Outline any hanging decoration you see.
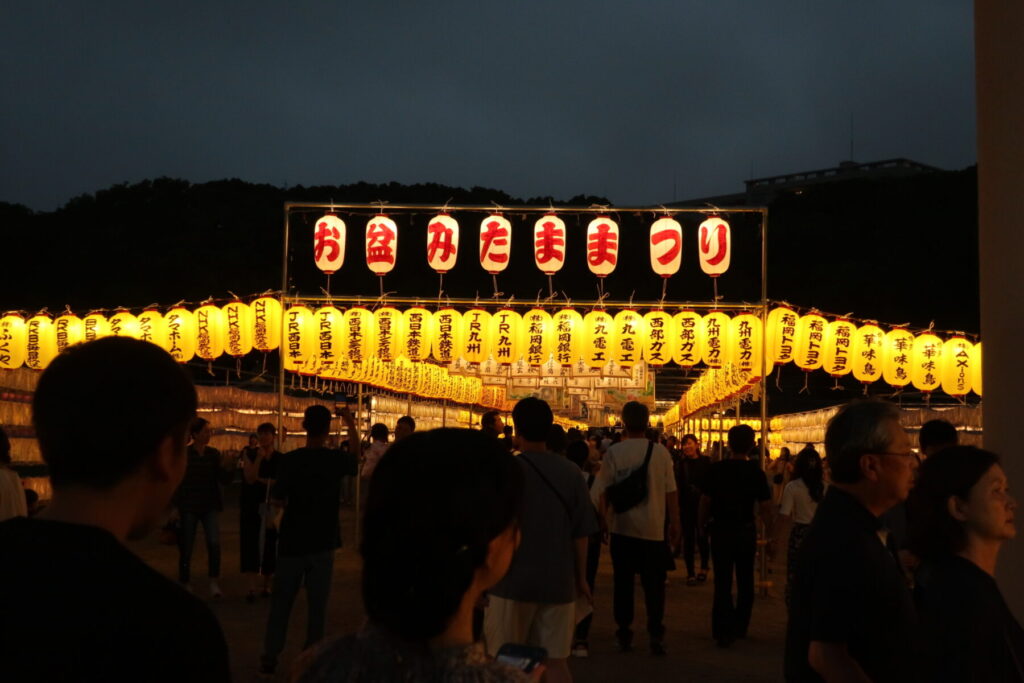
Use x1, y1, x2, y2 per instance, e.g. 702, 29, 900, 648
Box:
372, 307, 403, 362
586, 216, 619, 278
910, 332, 943, 393
164, 307, 197, 364
283, 305, 314, 372
729, 313, 763, 376
109, 309, 140, 339
432, 308, 463, 363
971, 342, 983, 397
489, 309, 522, 364
521, 309, 553, 366
533, 214, 566, 275
313, 215, 346, 275
480, 214, 512, 274
55, 311, 85, 353
851, 324, 884, 384
940, 337, 973, 397
821, 319, 857, 377
672, 311, 704, 367
700, 311, 731, 369
461, 308, 492, 364
649, 217, 683, 278
698, 216, 731, 277
793, 313, 827, 372
195, 303, 226, 362
83, 312, 111, 343
612, 309, 643, 367
342, 306, 375, 365
552, 308, 583, 366
0, 313, 27, 370
582, 310, 614, 368
642, 310, 672, 366
402, 307, 434, 361
882, 328, 915, 388
251, 296, 283, 353
314, 306, 343, 374
365, 215, 398, 276
25, 313, 57, 371
222, 300, 253, 358
426, 214, 459, 274
766, 306, 799, 366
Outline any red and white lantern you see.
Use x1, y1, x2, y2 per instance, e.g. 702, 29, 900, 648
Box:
365, 215, 398, 275
533, 214, 566, 275
480, 214, 511, 274
313, 215, 346, 275
649, 216, 682, 278
426, 214, 459, 274
586, 216, 619, 277
698, 215, 731, 277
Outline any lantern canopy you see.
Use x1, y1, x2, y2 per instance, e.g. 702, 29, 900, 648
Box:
882, 328, 915, 387
54, 312, 85, 353
461, 308, 492, 364
534, 214, 567, 275
766, 306, 799, 366
0, 314, 26, 370
642, 311, 673, 366
649, 217, 683, 278
851, 324, 884, 384
26, 314, 57, 370
365, 215, 398, 275
164, 307, 197, 363
940, 337, 973, 397
910, 333, 943, 393
222, 301, 253, 358
672, 311, 704, 367
821, 319, 857, 377
251, 297, 283, 352
313, 215, 346, 275
402, 307, 434, 361
194, 304, 226, 361
698, 216, 731, 277
793, 313, 827, 372
521, 309, 554, 366
480, 214, 512, 274
586, 216, 619, 277
427, 214, 459, 274
552, 308, 583, 365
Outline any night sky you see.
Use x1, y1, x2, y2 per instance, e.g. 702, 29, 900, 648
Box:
2, 1, 975, 211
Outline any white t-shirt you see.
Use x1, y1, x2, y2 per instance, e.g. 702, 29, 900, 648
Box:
779, 478, 820, 525
361, 440, 388, 479
595, 439, 676, 541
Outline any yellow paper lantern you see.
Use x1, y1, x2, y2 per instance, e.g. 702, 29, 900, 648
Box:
137, 309, 167, 351
164, 307, 197, 363
766, 306, 799, 366
613, 310, 643, 367
342, 307, 375, 364
314, 306, 343, 373
882, 328, 914, 388
489, 309, 522, 364
251, 296, 283, 352
109, 309, 141, 339
221, 301, 253, 358
851, 324, 884, 384
521, 309, 553, 366
431, 308, 463, 363
461, 308, 492, 363
83, 312, 111, 343
971, 342, 983, 396
283, 305, 314, 372
371, 307, 402, 362
793, 313, 827, 372
642, 311, 673, 366
672, 311, 704, 367
821, 319, 857, 377
910, 333, 943, 393
552, 308, 583, 365
728, 313, 764, 376
0, 314, 27, 370
402, 307, 434, 362
54, 312, 85, 353
195, 304, 226, 361
940, 337, 973, 397
25, 314, 57, 370
700, 311, 731, 369
582, 310, 614, 368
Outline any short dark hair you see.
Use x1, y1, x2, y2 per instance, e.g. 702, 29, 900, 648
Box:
621, 401, 649, 433
919, 419, 958, 453
566, 440, 589, 471
361, 429, 523, 641
907, 446, 1000, 560
727, 424, 756, 455
370, 423, 389, 442
189, 417, 209, 439
256, 422, 276, 435
546, 424, 568, 454
825, 399, 902, 484
33, 338, 196, 490
0, 425, 10, 465
396, 415, 416, 431
481, 410, 501, 430
512, 397, 553, 442
303, 405, 332, 437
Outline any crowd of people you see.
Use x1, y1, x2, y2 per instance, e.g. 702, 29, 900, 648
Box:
0, 336, 1022, 682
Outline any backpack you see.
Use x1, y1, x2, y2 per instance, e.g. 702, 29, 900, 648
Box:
605, 440, 654, 514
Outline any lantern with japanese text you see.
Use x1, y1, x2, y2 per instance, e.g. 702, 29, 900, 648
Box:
821, 319, 857, 377
672, 311, 705, 367
851, 324, 884, 384
971, 343, 983, 396
940, 337, 973, 397
366, 215, 398, 275
728, 313, 763, 376
522, 309, 553, 366
427, 214, 459, 274
282, 305, 314, 372
342, 307, 375, 364
586, 216, 619, 277
402, 307, 434, 361
766, 306, 799, 366
194, 304, 226, 361
910, 333, 943, 393
489, 309, 522, 364
83, 312, 111, 343
480, 214, 512, 274
432, 308, 463, 363
251, 296, 283, 352
461, 308, 492, 364
314, 215, 346, 275
613, 310, 643, 367
582, 310, 614, 368
793, 313, 827, 372
313, 306, 343, 373
25, 313, 57, 370
0, 314, 26, 370
164, 307, 197, 363
109, 310, 140, 339
552, 308, 583, 365
372, 307, 403, 362
649, 217, 683, 278
222, 300, 253, 358
534, 214, 566, 275
700, 312, 731, 369
698, 216, 731, 277
882, 328, 915, 388
642, 311, 673, 366
54, 312, 85, 353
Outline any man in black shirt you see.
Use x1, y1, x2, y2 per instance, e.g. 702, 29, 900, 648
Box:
785, 399, 920, 682
699, 424, 773, 647
0, 337, 231, 682
260, 403, 358, 675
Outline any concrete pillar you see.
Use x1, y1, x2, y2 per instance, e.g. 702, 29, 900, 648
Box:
977, 0, 1024, 619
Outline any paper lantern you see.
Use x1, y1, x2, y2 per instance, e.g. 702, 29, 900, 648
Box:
521, 309, 553, 366
313, 306, 343, 373
489, 309, 522, 364
194, 304, 226, 361
642, 311, 673, 366
480, 214, 512, 274
460, 308, 492, 363
700, 312, 731, 369
83, 312, 111, 343
971, 342, 983, 396
372, 307, 403, 362
432, 308, 464, 363
649, 217, 683, 278
283, 305, 314, 372
940, 337, 973, 397
729, 313, 764, 376
54, 312, 85, 353
672, 311, 704, 367
251, 297, 283, 352
427, 214, 459, 274
164, 307, 197, 363
314, 214, 346, 275
586, 216, 619, 277
534, 214, 566, 275
552, 308, 583, 365
0, 314, 26, 370
402, 307, 434, 361
851, 324, 884, 384
342, 307, 375, 364
882, 328, 915, 388
366, 215, 398, 275
25, 314, 57, 370
582, 310, 614, 368
613, 310, 643, 367
766, 306, 799, 366
910, 333, 943, 393
222, 301, 253, 358
109, 310, 140, 339
821, 319, 856, 377
793, 313, 827, 372
698, 216, 731, 277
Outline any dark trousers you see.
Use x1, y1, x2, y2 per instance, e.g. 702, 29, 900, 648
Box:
178, 509, 220, 583
709, 522, 757, 641
610, 533, 667, 641
239, 506, 278, 575
573, 533, 602, 642
681, 494, 710, 576
261, 551, 335, 666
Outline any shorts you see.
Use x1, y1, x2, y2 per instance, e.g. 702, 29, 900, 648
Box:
483, 595, 574, 659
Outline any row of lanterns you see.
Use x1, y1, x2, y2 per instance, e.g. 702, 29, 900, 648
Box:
314, 213, 732, 279
0, 302, 981, 397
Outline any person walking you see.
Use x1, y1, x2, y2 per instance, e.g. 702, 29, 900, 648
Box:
240, 421, 282, 602
773, 447, 824, 608
597, 401, 680, 656
675, 433, 711, 586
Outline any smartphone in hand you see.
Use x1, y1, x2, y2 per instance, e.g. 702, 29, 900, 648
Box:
495, 643, 547, 674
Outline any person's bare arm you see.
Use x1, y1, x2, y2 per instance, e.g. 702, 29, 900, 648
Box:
808, 642, 873, 683
338, 405, 360, 457
574, 536, 592, 602
666, 492, 682, 550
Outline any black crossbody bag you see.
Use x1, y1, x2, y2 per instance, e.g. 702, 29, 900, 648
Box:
605, 440, 654, 514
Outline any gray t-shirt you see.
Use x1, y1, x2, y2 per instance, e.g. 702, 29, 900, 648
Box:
489, 450, 599, 604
